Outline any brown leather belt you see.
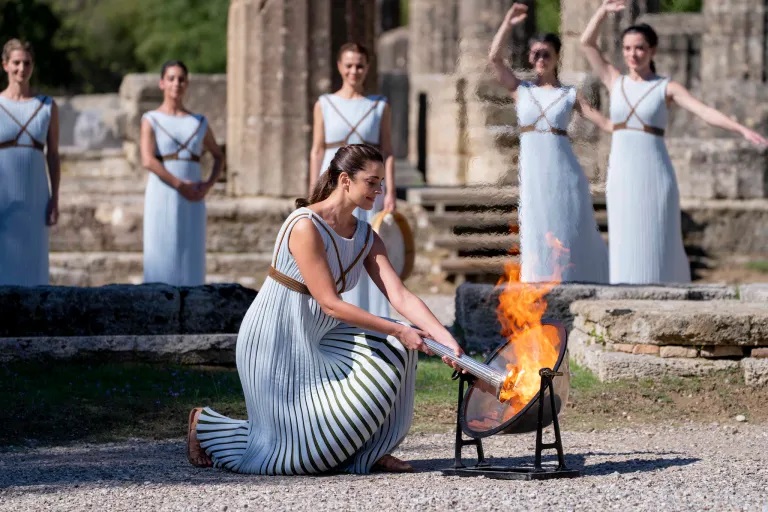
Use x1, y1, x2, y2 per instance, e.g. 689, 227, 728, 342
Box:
0, 139, 44, 151
612, 122, 665, 137
268, 266, 311, 295
518, 125, 569, 137
157, 153, 201, 162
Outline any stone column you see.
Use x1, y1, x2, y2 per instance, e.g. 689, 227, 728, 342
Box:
226, 0, 376, 197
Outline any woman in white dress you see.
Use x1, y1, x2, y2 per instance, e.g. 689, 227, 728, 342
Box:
581, 0, 768, 284
187, 144, 463, 474
140, 60, 224, 286
489, 5, 610, 283
0, 39, 60, 286
309, 43, 396, 317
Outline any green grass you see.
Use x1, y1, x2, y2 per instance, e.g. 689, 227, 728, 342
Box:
746, 260, 768, 274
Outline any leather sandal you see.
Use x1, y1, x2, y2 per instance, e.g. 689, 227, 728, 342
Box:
371, 454, 415, 473
187, 407, 213, 468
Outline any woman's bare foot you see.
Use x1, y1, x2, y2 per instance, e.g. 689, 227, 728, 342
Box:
187, 408, 213, 468
372, 454, 414, 473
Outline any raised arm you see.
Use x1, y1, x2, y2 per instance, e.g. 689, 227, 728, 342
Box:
309, 101, 326, 193
45, 100, 61, 226
667, 81, 768, 147
574, 92, 613, 133
488, 3, 529, 95
579, 0, 625, 90
379, 103, 397, 211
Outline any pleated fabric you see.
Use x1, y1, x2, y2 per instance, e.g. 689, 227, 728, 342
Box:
0, 95, 52, 286
319, 94, 390, 317
197, 208, 417, 474
142, 111, 207, 286
606, 77, 690, 284
516, 82, 609, 283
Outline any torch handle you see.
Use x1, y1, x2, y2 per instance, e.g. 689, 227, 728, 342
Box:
422, 338, 507, 394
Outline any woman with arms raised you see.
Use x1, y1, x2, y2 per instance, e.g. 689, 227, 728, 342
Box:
489, 4, 610, 283
188, 144, 463, 474
580, 0, 767, 284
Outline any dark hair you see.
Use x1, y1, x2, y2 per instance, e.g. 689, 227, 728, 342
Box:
2, 39, 34, 64
529, 33, 562, 77
160, 60, 189, 78
622, 23, 659, 74
297, 144, 383, 208
336, 42, 370, 63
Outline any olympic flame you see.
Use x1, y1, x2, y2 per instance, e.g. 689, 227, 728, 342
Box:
496, 233, 565, 410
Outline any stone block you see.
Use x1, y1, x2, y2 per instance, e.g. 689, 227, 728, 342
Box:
632, 345, 660, 356
750, 347, 768, 358
739, 284, 768, 302
659, 346, 699, 358
742, 358, 768, 387
569, 328, 740, 382
569, 300, 768, 347
180, 284, 257, 334
610, 343, 635, 354
681, 199, 768, 255
700, 346, 745, 358
0, 334, 237, 365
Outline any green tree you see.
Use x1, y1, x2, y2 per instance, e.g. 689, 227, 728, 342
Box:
0, 0, 74, 92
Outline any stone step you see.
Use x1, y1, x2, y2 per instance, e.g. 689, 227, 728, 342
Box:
428, 209, 609, 232
439, 256, 515, 275
407, 186, 607, 210
432, 233, 519, 252
50, 252, 273, 288
571, 299, 768, 347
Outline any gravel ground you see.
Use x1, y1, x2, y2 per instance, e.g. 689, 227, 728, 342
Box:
1, 423, 766, 512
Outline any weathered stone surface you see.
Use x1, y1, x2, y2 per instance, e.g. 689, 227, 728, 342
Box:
741, 357, 768, 387
570, 300, 768, 347
681, 199, 768, 255
632, 345, 660, 356
54, 94, 123, 149
611, 343, 635, 354
569, 328, 740, 382
455, 283, 737, 352
0, 284, 258, 337
180, 284, 257, 334
700, 346, 745, 358
0, 334, 237, 365
659, 346, 699, 358
750, 348, 768, 358
739, 284, 768, 302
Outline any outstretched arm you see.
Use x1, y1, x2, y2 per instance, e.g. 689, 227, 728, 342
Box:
488, 3, 529, 95
363, 233, 463, 363
574, 92, 613, 133
290, 219, 462, 367
667, 81, 768, 147
580, 0, 625, 90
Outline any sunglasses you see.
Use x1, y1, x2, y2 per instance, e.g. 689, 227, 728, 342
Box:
531, 50, 552, 61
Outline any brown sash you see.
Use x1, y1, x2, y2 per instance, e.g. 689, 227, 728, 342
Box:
518, 87, 570, 137
612, 76, 666, 137
150, 114, 204, 162
323, 95, 382, 149
269, 212, 373, 296
0, 97, 47, 151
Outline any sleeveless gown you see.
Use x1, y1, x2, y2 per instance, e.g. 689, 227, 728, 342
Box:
516, 82, 608, 283
142, 111, 208, 286
197, 208, 417, 474
319, 94, 390, 317
607, 76, 690, 284
0, 95, 52, 286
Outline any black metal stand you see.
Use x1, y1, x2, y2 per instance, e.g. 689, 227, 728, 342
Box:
441, 367, 580, 481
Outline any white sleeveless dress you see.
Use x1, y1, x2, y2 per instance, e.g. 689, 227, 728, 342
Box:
516, 83, 608, 283
607, 76, 690, 284
142, 111, 208, 286
0, 95, 52, 286
197, 208, 417, 474
319, 94, 389, 317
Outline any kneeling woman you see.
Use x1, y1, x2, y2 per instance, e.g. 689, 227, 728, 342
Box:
187, 144, 463, 474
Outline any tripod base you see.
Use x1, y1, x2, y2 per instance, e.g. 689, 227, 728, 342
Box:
441, 465, 580, 480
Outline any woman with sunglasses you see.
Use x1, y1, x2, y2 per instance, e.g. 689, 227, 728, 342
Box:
489, 3, 610, 283
581, 0, 768, 284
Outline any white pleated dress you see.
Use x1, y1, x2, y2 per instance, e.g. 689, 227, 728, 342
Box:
0, 95, 52, 286
142, 111, 207, 286
606, 76, 690, 284
319, 94, 390, 317
197, 208, 417, 474
516, 83, 608, 283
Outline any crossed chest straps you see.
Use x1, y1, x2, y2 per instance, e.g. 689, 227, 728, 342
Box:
268, 213, 373, 296
151, 115, 204, 162
612, 76, 666, 137
323, 96, 381, 150
0, 98, 47, 152
518, 88, 570, 137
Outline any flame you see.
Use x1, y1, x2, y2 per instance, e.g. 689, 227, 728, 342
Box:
495, 233, 566, 409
